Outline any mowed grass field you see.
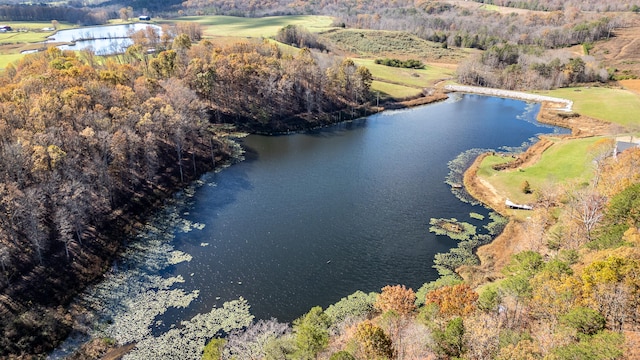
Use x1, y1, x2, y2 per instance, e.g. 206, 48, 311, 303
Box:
166, 15, 335, 38
0, 53, 26, 69
355, 59, 455, 99
0, 21, 73, 44
536, 87, 640, 128
477, 137, 601, 204
370, 80, 423, 99
476, 86, 640, 209
355, 59, 455, 87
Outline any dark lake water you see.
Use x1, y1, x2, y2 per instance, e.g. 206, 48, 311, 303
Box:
155, 93, 567, 326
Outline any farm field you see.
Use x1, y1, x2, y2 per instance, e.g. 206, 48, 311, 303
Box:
354, 59, 455, 99
165, 15, 335, 38
0, 53, 25, 69
0, 21, 73, 44
355, 59, 455, 87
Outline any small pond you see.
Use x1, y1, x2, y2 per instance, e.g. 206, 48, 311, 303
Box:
49, 23, 161, 55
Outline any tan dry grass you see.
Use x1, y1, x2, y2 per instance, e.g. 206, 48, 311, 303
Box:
591, 16, 640, 79
624, 330, 640, 360
620, 79, 640, 93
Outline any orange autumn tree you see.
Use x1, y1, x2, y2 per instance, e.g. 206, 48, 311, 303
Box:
425, 283, 479, 317
374, 285, 416, 316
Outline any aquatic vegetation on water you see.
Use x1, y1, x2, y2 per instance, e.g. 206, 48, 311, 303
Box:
179, 219, 206, 233
58, 178, 253, 359
105, 287, 199, 344
432, 235, 492, 276
484, 212, 508, 236
429, 218, 477, 241
446, 148, 492, 205
124, 298, 253, 359
168, 250, 193, 265
469, 212, 485, 220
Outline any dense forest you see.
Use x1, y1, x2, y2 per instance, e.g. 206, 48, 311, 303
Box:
0, 5, 110, 24
0, 24, 372, 356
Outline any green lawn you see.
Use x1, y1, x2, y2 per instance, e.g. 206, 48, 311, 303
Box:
371, 80, 423, 100
478, 137, 600, 204
0, 53, 26, 69
165, 15, 335, 38
355, 59, 455, 88
536, 87, 640, 128
0, 22, 73, 44
0, 31, 54, 44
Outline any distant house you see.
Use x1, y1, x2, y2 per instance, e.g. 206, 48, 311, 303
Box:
139, 15, 151, 21
614, 137, 640, 159
0, 25, 12, 32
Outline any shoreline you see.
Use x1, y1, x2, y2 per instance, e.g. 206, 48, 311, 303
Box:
444, 84, 574, 112
457, 94, 616, 284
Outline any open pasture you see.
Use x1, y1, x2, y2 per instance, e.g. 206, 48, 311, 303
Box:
539, 87, 640, 129
167, 15, 335, 38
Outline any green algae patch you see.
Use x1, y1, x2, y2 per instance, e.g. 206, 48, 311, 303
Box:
469, 212, 485, 220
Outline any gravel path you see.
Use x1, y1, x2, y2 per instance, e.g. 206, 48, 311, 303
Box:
445, 84, 573, 112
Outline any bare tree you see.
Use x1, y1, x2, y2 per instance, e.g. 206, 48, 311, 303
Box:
566, 187, 607, 244
22, 188, 47, 265
223, 318, 290, 360
54, 208, 74, 261
0, 244, 11, 285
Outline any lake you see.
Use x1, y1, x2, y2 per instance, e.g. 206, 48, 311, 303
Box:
50, 93, 568, 358
161, 93, 567, 322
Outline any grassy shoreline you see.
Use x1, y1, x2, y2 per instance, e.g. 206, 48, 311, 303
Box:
460, 84, 640, 283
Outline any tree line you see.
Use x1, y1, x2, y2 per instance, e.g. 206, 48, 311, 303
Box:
456, 44, 609, 90
0, 5, 110, 25
471, 0, 640, 12
0, 24, 372, 356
